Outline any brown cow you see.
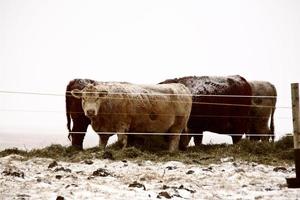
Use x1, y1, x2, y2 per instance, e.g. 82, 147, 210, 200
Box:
66, 79, 133, 149
71, 82, 192, 152
66, 79, 96, 149
247, 81, 277, 141
160, 75, 252, 148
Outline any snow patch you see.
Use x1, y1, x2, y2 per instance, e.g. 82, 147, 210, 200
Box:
0, 156, 299, 199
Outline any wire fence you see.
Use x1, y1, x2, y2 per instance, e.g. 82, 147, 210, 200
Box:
0, 89, 293, 138
0, 130, 292, 137
67, 131, 288, 137
0, 90, 287, 109
0, 108, 293, 120
0, 90, 278, 98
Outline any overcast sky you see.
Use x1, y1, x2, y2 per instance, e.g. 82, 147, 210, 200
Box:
0, 0, 299, 147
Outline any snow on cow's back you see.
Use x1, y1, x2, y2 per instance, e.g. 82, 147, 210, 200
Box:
160, 75, 249, 95
188, 75, 248, 95
138, 83, 191, 96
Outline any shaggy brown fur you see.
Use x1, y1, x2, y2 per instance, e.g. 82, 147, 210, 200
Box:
65, 79, 96, 149
160, 75, 252, 146
71, 82, 192, 152
248, 81, 277, 141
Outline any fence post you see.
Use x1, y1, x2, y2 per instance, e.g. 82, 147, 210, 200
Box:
286, 83, 300, 188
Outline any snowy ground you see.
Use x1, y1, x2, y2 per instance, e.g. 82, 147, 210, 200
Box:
0, 155, 299, 200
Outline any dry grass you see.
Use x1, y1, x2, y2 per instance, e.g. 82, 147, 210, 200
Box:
0, 136, 294, 166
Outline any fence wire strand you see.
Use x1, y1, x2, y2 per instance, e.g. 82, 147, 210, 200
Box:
0, 131, 292, 137
0, 90, 277, 98
0, 108, 293, 120
0, 93, 292, 109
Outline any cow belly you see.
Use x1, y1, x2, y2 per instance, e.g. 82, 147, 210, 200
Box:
90, 115, 176, 133
130, 115, 176, 133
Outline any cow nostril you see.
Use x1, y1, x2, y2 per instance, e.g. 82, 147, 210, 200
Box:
87, 110, 95, 116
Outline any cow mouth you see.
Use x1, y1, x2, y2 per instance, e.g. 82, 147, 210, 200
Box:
85, 110, 97, 118
86, 113, 96, 118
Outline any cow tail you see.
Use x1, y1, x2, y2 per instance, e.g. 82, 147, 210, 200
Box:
270, 106, 275, 137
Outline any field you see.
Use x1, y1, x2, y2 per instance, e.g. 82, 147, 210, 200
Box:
1, 136, 299, 199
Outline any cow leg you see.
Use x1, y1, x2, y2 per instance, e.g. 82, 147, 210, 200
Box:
117, 134, 128, 149
127, 135, 145, 147
98, 134, 110, 149
247, 128, 261, 141
232, 135, 242, 144
193, 132, 203, 146
261, 132, 270, 142
262, 126, 273, 142
70, 118, 90, 149
116, 123, 130, 149
168, 134, 180, 152
249, 135, 261, 141
248, 124, 269, 141
179, 127, 191, 151
168, 116, 189, 152
270, 131, 275, 142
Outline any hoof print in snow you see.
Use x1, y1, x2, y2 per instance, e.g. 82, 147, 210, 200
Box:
2, 167, 24, 178
172, 194, 183, 198
56, 196, 64, 200
157, 191, 171, 199
122, 160, 128, 167
103, 151, 114, 160
178, 185, 196, 193
162, 185, 170, 190
17, 194, 30, 198
48, 161, 58, 169
128, 181, 146, 190
265, 187, 274, 191
166, 166, 177, 170
202, 167, 213, 171
92, 168, 111, 177
273, 166, 287, 172
55, 175, 63, 180
54, 167, 72, 173
186, 170, 194, 174
65, 184, 78, 189
232, 162, 238, 167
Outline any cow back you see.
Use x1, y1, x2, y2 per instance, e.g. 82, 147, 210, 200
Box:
160, 75, 252, 134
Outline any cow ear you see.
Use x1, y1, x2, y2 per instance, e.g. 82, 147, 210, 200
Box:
98, 90, 108, 97
71, 89, 82, 99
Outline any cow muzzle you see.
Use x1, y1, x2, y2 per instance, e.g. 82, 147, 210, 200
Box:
86, 109, 96, 118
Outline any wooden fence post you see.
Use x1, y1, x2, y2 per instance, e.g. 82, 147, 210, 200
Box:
286, 83, 300, 188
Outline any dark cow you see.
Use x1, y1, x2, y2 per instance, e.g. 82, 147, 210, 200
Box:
247, 81, 277, 141
71, 82, 192, 152
160, 75, 252, 147
66, 79, 96, 149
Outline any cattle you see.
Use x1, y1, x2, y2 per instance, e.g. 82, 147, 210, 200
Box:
160, 75, 252, 148
71, 82, 192, 152
247, 81, 277, 141
66, 78, 96, 149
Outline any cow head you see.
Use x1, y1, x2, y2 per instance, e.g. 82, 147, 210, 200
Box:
71, 84, 108, 118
